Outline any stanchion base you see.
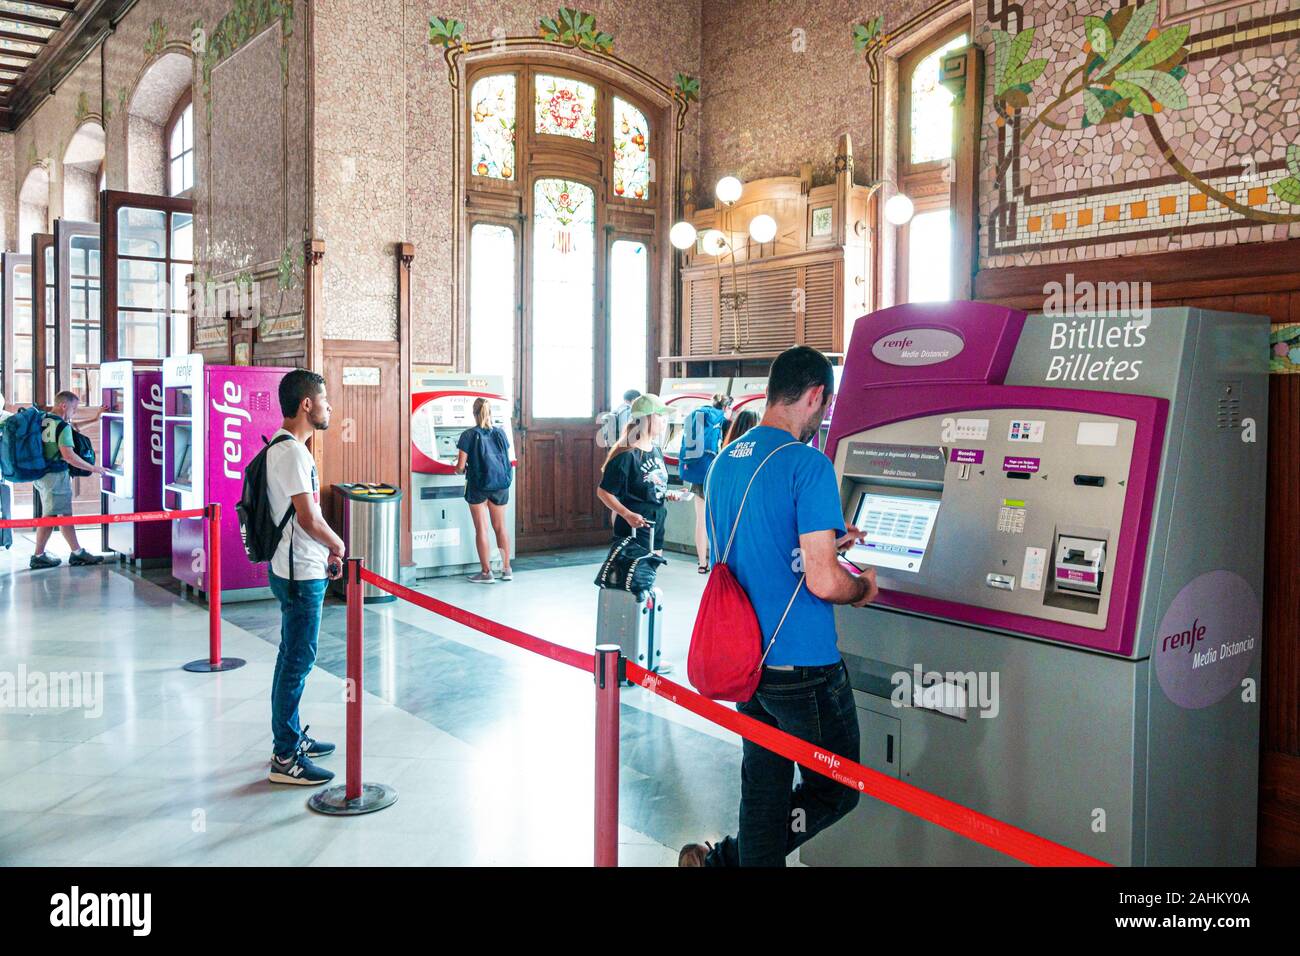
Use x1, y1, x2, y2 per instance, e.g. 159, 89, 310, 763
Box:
308, 783, 398, 816
181, 657, 246, 672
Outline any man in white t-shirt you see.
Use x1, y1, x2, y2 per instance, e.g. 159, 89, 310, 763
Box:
266, 369, 347, 786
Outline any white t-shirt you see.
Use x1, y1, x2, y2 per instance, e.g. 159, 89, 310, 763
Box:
265, 428, 331, 580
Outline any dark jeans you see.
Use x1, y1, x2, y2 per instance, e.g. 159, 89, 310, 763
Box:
269, 573, 328, 759
707, 660, 861, 867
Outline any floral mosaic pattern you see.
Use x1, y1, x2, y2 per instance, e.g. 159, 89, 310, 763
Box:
612, 96, 650, 199
1270, 324, 1300, 373
982, 0, 1300, 265
471, 73, 516, 180
534, 73, 596, 142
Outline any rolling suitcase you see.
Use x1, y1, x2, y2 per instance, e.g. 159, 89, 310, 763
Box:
596, 586, 663, 684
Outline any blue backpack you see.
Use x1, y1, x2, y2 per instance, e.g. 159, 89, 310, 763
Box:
680, 406, 725, 485
0, 407, 55, 482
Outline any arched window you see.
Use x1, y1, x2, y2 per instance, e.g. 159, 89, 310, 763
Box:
896, 25, 968, 304
167, 95, 194, 197
462, 59, 664, 548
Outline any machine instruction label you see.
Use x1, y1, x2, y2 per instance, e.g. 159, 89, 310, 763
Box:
949, 448, 984, 464
846, 443, 947, 482
1021, 547, 1047, 591
1002, 456, 1041, 472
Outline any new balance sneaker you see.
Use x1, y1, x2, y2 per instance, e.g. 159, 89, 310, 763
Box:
29, 553, 61, 570
268, 749, 334, 786
498, 568, 514, 581
300, 725, 335, 759
69, 550, 104, 566
467, 572, 495, 584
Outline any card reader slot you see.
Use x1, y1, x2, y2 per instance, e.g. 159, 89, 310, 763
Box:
1073, 475, 1105, 487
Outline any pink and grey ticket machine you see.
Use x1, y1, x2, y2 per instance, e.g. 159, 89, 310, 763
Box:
99, 360, 168, 564
163, 355, 291, 602
804, 303, 1267, 866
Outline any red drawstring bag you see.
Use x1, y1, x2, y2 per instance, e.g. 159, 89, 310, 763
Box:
688, 443, 806, 702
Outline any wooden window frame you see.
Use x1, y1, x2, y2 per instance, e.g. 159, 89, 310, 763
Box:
166, 91, 194, 199
31, 232, 54, 405
896, 19, 970, 304
100, 189, 194, 364
2, 253, 34, 407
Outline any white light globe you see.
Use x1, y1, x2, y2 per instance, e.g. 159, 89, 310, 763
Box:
701, 229, 728, 255
884, 193, 915, 226
748, 214, 777, 244
669, 221, 698, 250
715, 176, 743, 204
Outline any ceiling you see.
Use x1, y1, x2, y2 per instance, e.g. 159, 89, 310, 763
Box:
0, 1, 139, 132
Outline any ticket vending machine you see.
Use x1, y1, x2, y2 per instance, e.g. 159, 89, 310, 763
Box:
661, 376, 730, 554
804, 303, 1266, 867
410, 368, 516, 578
99, 361, 169, 564
163, 355, 292, 601
727, 374, 769, 423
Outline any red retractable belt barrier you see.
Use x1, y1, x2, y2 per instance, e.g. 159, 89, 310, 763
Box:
1, 504, 241, 674
0, 507, 206, 528
359, 567, 595, 672
624, 660, 1108, 867
349, 564, 1108, 867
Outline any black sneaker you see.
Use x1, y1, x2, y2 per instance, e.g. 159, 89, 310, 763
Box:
268, 749, 335, 786
69, 550, 104, 566
300, 725, 335, 758
29, 553, 61, 570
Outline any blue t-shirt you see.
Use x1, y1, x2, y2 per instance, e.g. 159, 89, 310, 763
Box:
705, 425, 847, 666
679, 405, 727, 485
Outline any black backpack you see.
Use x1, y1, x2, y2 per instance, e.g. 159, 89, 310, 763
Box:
472, 427, 512, 493
49, 416, 95, 478
236, 434, 295, 563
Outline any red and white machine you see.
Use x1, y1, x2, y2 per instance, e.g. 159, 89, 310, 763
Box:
410, 368, 516, 577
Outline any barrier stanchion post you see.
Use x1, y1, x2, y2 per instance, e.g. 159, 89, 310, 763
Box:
310, 558, 398, 816
594, 644, 622, 867
183, 502, 245, 673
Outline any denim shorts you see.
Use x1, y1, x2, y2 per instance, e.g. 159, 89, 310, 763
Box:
34, 470, 73, 517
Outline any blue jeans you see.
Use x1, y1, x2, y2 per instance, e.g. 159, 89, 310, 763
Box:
707, 660, 862, 866
269, 573, 328, 759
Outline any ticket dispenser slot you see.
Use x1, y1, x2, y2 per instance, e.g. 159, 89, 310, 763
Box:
1045, 532, 1107, 613
433, 428, 461, 464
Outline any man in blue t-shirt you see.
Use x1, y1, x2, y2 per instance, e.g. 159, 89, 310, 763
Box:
681, 346, 877, 867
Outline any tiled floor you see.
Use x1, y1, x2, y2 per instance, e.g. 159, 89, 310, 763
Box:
0, 526, 749, 866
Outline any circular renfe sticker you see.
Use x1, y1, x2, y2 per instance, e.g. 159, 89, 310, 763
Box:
870, 328, 965, 366
1154, 570, 1259, 709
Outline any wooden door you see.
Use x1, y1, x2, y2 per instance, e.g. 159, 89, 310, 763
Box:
30, 233, 54, 405
517, 175, 608, 551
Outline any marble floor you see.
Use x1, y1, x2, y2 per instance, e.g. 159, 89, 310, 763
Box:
0, 524, 756, 866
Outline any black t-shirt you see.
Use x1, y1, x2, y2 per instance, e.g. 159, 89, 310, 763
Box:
600, 446, 668, 518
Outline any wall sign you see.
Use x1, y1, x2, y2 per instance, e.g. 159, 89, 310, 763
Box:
343, 366, 381, 387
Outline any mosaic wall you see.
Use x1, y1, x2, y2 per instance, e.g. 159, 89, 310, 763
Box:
698, 0, 939, 190
315, 0, 701, 358
4, 0, 308, 354
977, 0, 1300, 267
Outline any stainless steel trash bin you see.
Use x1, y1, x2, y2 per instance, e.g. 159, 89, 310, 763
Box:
334, 483, 403, 603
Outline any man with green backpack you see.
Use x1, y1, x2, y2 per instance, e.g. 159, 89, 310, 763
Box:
26, 391, 106, 569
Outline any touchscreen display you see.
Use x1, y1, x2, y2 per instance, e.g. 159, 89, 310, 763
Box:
847, 492, 941, 573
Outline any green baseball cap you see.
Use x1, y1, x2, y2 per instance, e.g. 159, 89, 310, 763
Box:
630, 393, 670, 416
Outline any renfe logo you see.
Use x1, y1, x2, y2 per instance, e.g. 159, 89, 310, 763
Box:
211, 380, 250, 480
1161, 618, 1207, 655
143, 382, 164, 466
871, 328, 965, 367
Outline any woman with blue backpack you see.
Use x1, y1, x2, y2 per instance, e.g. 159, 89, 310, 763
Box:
679, 393, 732, 573
455, 398, 514, 584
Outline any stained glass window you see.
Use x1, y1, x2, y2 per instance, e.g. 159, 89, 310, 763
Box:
470, 74, 517, 180
534, 74, 597, 143
909, 33, 968, 165
612, 98, 650, 200
532, 179, 595, 417
907, 209, 952, 303
608, 240, 648, 399
470, 223, 517, 400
